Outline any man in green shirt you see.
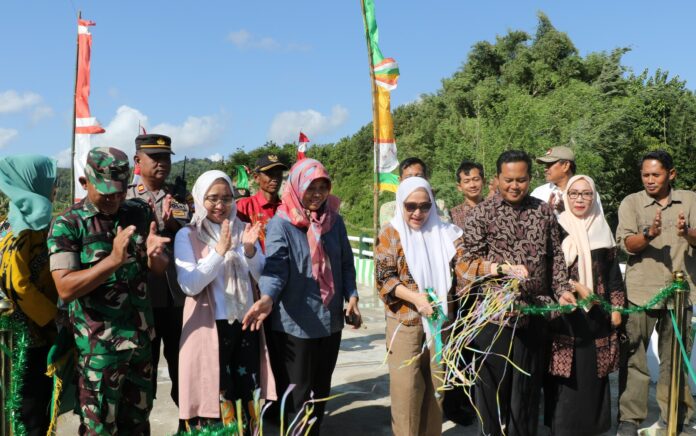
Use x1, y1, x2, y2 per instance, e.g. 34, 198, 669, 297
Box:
616, 150, 696, 436
48, 147, 170, 435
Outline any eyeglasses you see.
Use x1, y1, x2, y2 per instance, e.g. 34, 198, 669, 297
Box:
204, 196, 234, 206
567, 191, 593, 200
403, 202, 432, 213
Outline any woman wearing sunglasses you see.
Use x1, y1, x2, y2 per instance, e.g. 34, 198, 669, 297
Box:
545, 175, 625, 435
174, 170, 266, 430
375, 176, 522, 435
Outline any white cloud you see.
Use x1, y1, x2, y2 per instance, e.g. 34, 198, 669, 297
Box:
55, 147, 72, 168
227, 29, 308, 52
0, 90, 54, 125
228, 29, 251, 47
30, 105, 54, 124
91, 105, 224, 156
0, 128, 18, 148
208, 153, 223, 162
152, 115, 223, 150
268, 105, 349, 145
92, 105, 148, 155
0, 90, 42, 114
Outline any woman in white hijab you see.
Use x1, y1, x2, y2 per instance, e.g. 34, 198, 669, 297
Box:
546, 175, 625, 436
174, 170, 265, 429
375, 176, 521, 436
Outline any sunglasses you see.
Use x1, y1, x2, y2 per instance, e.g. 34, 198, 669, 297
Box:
403, 202, 432, 213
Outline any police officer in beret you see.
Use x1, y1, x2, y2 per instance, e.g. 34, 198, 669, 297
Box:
127, 133, 191, 420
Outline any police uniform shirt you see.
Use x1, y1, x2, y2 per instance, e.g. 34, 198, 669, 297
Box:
126, 182, 192, 307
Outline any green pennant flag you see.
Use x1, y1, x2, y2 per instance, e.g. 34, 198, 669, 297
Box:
235, 165, 249, 190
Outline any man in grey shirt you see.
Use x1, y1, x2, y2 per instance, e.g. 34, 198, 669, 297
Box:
616, 150, 696, 436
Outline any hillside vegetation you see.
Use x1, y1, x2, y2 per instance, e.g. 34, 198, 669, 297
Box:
3, 14, 696, 233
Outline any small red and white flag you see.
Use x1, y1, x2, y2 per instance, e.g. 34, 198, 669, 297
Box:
131, 162, 142, 185
298, 131, 310, 160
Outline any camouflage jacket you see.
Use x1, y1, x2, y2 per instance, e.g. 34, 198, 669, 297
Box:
47, 198, 155, 354
126, 181, 192, 307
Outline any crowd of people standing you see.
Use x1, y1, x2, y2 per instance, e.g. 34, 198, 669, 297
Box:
0, 135, 694, 436
0, 134, 359, 436
375, 147, 696, 436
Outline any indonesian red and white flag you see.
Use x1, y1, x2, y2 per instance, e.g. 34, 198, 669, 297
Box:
297, 131, 310, 160
73, 18, 105, 201
131, 162, 142, 185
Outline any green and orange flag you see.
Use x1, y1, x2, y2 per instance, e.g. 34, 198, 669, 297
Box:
363, 0, 400, 191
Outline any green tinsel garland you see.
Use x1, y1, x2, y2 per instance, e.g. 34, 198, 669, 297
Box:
517, 281, 684, 316
173, 421, 240, 436
0, 314, 29, 436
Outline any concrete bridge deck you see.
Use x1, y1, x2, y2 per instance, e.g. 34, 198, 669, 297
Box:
57, 285, 668, 435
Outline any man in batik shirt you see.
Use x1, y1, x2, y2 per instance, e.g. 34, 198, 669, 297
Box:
461, 150, 572, 436
449, 160, 486, 230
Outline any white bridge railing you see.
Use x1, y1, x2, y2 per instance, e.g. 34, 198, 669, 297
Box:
348, 235, 374, 288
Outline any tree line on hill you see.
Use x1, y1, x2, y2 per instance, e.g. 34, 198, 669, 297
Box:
3, 13, 696, 234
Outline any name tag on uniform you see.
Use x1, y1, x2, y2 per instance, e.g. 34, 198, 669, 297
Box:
171, 201, 188, 219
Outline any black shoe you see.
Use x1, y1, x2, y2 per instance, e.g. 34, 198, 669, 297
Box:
444, 407, 475, 427
616, 421, 638, 436
176, 419, 187, 434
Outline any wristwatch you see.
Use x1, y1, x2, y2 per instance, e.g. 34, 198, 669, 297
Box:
642, 227, 654, 241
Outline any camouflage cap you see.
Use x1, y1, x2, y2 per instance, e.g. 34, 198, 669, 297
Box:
85, 147, 130, 194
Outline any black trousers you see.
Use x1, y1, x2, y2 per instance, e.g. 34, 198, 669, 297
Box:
444, 295, 476, 421
216, 320, 260, 404
151, 305, 183, 406
268, 331, 342, 435
20, 345, 53, 436
473, 321, 544, 436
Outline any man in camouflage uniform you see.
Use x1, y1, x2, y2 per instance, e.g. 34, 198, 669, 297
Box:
48, 147, 170, 435
127, 134, 191, 417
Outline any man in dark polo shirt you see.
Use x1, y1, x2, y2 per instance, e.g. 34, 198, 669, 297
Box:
126, 133, 191, 420
236, 154, 288, 252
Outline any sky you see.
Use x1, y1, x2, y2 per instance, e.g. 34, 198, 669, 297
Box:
2, 0, 696, 166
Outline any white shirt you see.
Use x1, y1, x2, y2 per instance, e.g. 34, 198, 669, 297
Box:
531, 182, 562, 205
174, 226, 265, 321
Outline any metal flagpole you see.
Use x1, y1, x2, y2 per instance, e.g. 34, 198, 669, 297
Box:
70, 10, 81, 202
359, 0, 381, 245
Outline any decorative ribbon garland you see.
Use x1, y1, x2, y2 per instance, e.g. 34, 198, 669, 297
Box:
516, 281, 683, 316
669, 309, 696, 386
424, 288, 446, 361
176, 421, 241, 436
0, 314, 29, 436
0, 278, 687, 436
